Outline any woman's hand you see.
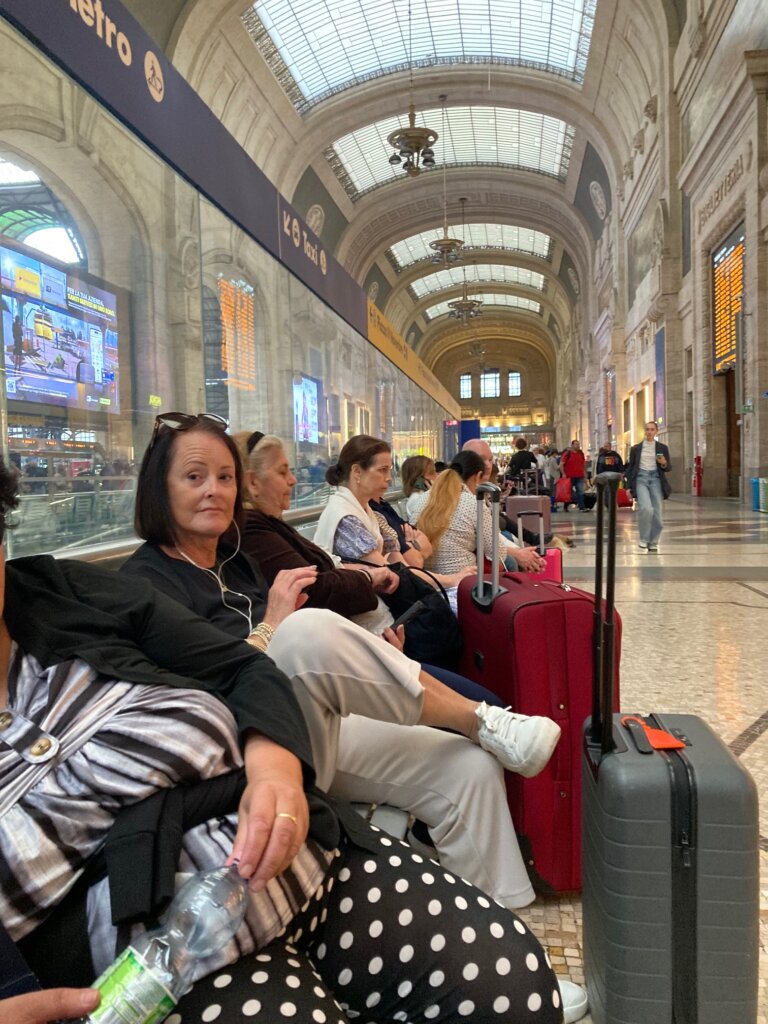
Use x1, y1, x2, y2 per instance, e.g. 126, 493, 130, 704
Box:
262, 567, 317, 629
0, 988, 99, 1024
382, 624, 405, 651
441, 566, 476, 588
229, 734, 309, 893
403, 525, 433, 559
510, 546, 547, 573
369, 565, 399, 594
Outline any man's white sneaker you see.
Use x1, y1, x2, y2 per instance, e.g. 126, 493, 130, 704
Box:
474, 703, 561, 777
558, 979, 588, 1023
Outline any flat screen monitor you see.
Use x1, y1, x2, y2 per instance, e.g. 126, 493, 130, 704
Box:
293, 375, 319, 444
0, 239, 127, 413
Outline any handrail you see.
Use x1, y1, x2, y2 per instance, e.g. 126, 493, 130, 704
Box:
51, 490, 407, 564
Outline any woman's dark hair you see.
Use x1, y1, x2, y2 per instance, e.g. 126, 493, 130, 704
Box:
448, 450, 485, 482
134, 419, 244, 546
0, 460, 20, 543
326, 434, 390, 486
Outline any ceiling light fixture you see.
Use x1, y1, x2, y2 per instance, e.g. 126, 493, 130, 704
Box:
448, 200, 483, 320
387, 0, 438, 177
429, 95, 464, 266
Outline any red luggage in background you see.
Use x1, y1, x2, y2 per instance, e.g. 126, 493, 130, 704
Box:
616, 486, 633, 508
554, 477, 572, 506
457, 483, 620, 893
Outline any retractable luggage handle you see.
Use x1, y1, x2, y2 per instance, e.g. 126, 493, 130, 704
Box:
590, 471, 622, 755
517, 508, 545, 555
473, 483, 505, 609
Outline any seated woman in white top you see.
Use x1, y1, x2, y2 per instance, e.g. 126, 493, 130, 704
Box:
414, 451, 544, 575
314, 436, 471, 594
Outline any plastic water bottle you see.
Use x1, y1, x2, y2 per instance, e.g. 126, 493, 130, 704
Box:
86, 864, 250, 1024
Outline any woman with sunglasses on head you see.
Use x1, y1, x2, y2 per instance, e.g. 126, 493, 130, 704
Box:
231, 431, 547, 906
120, 413, 564, 915
0, 456, 575, 1024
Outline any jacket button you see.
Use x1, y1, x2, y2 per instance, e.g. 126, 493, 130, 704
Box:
0, 711, 12, 730
30, 738, 52, 757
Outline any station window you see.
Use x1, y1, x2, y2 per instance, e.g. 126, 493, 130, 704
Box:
480, 371, 500, 398
508, 371, 522, 396
459, 373, 472, 399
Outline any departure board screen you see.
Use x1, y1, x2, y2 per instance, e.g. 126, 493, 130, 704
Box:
712, 225, 744, 375
218, 278, 256, 391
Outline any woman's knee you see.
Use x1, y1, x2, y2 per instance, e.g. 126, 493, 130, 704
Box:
269, 608, 347, 667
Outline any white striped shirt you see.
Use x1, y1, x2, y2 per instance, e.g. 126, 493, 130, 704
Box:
0, 646, 332, 976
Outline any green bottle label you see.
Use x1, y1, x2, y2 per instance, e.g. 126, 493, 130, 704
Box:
90, 946, 176, 1024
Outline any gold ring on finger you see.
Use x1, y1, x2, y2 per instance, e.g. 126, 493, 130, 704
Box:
276, 812, 298, 826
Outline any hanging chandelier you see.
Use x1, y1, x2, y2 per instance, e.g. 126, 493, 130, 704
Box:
447, 202, 482, 319
387, 0, 438, 177
447, 281, 483, 320
429, 95, 463, 265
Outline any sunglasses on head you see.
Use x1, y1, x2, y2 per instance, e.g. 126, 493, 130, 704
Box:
148, 411, 228, 452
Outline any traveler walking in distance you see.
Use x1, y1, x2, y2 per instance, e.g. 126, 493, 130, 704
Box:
625, 420, 671, 552
560, 439, 588, 512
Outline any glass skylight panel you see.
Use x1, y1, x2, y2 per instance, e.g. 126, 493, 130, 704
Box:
23, 227, 80, 264
245, 0, 595, 111
411, 264, 545, 298
330, 106, 574, 198
0, 158, 40, 186
389, 224, 553, 268
425, 293, 542, 319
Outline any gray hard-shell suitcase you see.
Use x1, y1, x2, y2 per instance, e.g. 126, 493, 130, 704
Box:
581, 472, 759, 1024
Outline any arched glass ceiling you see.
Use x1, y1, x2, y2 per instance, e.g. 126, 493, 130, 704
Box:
411, 264, 545, 299
329, 107, 575, 200
388, 224, 553, 269
243, 0, 596, 113
425, 293, 542, 319
0, 158, 84, 264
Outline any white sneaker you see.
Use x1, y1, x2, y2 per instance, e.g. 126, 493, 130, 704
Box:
475, 703, 561, 777
559, 979, 588, 1023
637, 543, 648, 552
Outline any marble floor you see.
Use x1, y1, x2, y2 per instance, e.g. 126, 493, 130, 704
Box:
515, 494, 768, 1023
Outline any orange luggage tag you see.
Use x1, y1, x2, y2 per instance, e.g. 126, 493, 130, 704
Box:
620, 715, 686, 751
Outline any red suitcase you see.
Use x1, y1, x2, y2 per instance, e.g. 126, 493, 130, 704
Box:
515, 508, 562, 583
457, 484, 620, 893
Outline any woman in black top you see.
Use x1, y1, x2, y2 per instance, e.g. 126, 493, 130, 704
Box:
0, 454, 573, 1024
121, 415, 565, 915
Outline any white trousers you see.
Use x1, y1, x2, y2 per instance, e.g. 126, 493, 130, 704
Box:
268, 608, 536, 909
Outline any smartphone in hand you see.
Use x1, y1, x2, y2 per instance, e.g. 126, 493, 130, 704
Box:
391, 600, 425, 630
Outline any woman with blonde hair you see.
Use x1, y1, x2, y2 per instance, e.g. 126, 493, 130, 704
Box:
415, 451, 544, 575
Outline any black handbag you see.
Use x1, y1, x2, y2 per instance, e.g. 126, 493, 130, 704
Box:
344, 560, 464, 670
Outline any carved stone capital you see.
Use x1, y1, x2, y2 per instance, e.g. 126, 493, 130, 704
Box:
644, 95, 658, 124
